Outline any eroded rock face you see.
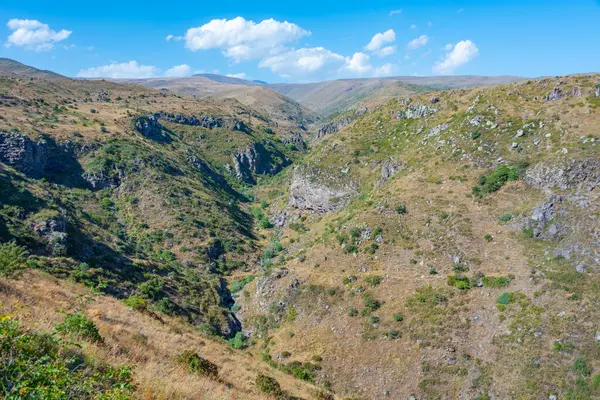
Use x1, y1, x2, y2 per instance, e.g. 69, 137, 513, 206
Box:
232, 142, 290, 184
30, 210, 68, 256
288, 165, 358, 213
545, 87, 562, 101
134, 116, 171, 142
0, 132, 47, 177
318, 117, 354, 138
281, 132, 306, 151
380, 159, 402, 185
529, 195, 567, 240
525, 159, 600, 191
0, 133, 81, 180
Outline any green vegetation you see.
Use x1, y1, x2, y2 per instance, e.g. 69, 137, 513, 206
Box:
496, 292, 514, 305
0, 242, 28, 278
481, 276, 511, 288
54, 312, 103, 343
176, 350, 218, 378
472, 165, 522, 197
0, 317, 134, 399
255, 374, 282, 396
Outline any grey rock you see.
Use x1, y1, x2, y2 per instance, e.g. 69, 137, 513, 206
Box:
281, 132, 306, 151
232, 142, 290, 184
429, 96, 440, 104
422, 123, 450, 141
525, 159, 600, 191
318, 117, 353, 137
545, 87, 562, 101
576, 263, 587, 273
396, 103, 437, 120
469, 115, 485, 126
288, 165, 358, 213
30, 210, 68, 256
595, 86, 600, 98
380, 159, 402, 185
134, 115, 171, 142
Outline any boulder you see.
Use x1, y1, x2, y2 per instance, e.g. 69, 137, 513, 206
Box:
396, 103, 437, 120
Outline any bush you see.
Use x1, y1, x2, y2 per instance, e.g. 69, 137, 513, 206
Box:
228, 332, 245, 350
484, 234, 493, 242
177, 350, 218, 378
499, 214, 513, 222
389, 329, 400, 339
230, 275, 255, 293
255, 374, 281, 395
362, 293, 381, 313
344, 244, 358, 254
482, 276, 510, 288
393, 313, 404, 322
471, 131, 481, 140
365, 275, 382, 286
571, 357, 591, 377
123, 295, 148, 311
497, 292, 514, 305
395, 204, 408, 214
452, 262, 469, 272
0, 318, 134, 398
0, 242, 28, 278
473, 165, 522, 196
348, 308, 359, 317
55, 313, 102, 343
447, 275, 470, 290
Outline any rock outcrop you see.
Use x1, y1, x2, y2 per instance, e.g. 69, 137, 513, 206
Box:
134, 116, 172, 143
288, 165, 358, 213
318, 117, 354, 138
30, 210, 69, 256
232, 142, 290, 184
0, 133, 82, 182
525, 159, 600, 191
396, 102, 437, 120
380, 159, 402, 185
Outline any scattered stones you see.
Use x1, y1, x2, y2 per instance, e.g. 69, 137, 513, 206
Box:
396, 103, 437, 120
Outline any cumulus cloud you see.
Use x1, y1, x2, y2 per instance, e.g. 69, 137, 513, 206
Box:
344, 52, 372, 75
365, 29, 395, 52
406, 35, 429, 50
77, 61, 159, 79
182, 17, 310, 62
373, 45, 396, 57
164, 64, 192, 77
259, 47, 345, 77
389, 9, 402, 16
6, 19, 71, 51
433, 40, 479, 75
374, 63, 395, 77
226, 73, 248, 79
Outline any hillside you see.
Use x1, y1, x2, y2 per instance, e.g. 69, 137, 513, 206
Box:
116, 76, 321, 131
270, 75, 524, 117
1, 59, 600, 400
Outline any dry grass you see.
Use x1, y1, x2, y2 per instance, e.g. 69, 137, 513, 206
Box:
0, 271, 317, 400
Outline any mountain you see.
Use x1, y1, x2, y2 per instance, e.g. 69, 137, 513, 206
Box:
0, 57, 66, 80
115, 76, 320, 131
2, 58, 600, 400
194, 73, 265, 86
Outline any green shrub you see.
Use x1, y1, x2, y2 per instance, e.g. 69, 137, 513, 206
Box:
369, 316, 380, 324
344, 244, 358, 254
365, 275, 382, 286
452, 262, 469, 272
311, 355, 323, 363
471, 131, 481, 140
473, 165, 522, 196
481, 276, 510, 288
571, 357, 591, 377
497, 292, 514, 305
389, 329, 400, 339
177, 350, 218, 378
395, 204, 408, 214
484, 234, 493, 242
55, 313, 102, 343
362, 293, 381, 313
230, 275, 255, 293
0, 318, 134, 398
393, 313, 404, 322
0, 242, 28, 278
228, 332, 245, 350
255, 374, 282, 395
138, 278, 164, 300
123, 295, 148, 311
447, 275, 470, 290
499, 214, 513, 222
348, 308, 359, 317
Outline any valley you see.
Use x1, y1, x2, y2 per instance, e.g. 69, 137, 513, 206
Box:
1, 57, 600, 400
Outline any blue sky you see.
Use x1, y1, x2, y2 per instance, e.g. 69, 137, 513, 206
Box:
1, 0, 599, 82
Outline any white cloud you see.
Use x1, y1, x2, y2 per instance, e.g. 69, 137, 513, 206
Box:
433, 40, 479, 75
6, 19, 71, 51
164, 64, 192, 77
182, 17, 310, 62
77, 61, 159, 79
259, 47, 345, 77
373, 45, 397, 57
345, 52, 372, 75
374, 63, 395, 77
226, 73, 248, 79
406, 35, 429, 50
165, 34, 174, 41
365, 29, 395, 52
444, 43, 454, 51
410, 24, 417, 29
389, 9, 402, 16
